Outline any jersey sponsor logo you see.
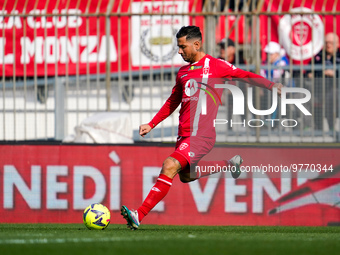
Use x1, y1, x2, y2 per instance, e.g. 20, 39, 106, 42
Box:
184, 79, 199, 96
182, 96, 199, 102
179, 143, 189, 150
180, 73, 188, 79
184, 79, 222, 106
188, 65, 203, 71
188, 152, 195, 157
279, 7, 324, 61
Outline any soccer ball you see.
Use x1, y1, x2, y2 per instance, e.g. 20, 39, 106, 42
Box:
83, 203, 111, 230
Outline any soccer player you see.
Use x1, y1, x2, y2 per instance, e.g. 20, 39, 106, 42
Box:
121, 26, 283, 230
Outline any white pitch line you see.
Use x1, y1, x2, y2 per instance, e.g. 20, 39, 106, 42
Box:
0, 236, 172, 245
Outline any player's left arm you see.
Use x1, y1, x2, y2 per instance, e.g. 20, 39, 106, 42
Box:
232, 68, 276, 90
216, 59, 275, 90
216, 59, 284, 96
272, 83, 283, 96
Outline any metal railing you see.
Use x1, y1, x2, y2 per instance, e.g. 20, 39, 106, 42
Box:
0, 0, 339, 142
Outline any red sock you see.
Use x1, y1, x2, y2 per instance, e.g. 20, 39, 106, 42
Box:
195, 160, 232, 178
137, 174, 173, 222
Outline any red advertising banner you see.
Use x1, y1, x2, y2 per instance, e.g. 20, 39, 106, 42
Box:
0, 144, 339, 226
0, 0, 202, 77
260, 0, 340, 63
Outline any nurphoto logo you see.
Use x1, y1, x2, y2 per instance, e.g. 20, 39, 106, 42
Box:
200, 83, 312, 128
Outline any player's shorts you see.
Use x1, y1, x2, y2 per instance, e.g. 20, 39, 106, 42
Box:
170, 136, 215, 170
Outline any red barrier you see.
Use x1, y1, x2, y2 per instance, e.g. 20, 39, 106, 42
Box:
0, 144, 339, 226
0, 0, 203, 76
0, 0, 257, 77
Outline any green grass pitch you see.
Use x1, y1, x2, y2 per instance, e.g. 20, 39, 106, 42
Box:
0, 224, 339, 255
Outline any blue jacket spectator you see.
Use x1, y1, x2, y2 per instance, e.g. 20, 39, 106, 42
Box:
261, 41, 290, 84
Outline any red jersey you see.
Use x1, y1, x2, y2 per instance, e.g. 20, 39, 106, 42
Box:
148, 54, 274, 137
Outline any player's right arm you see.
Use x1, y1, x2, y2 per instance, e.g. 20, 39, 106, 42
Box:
139, 124, 152, 137
140, 75, 183, 137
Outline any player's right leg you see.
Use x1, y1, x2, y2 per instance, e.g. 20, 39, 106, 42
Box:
177, 136, 242, 180
179, 154, 243, 181
178, 170, 196, 183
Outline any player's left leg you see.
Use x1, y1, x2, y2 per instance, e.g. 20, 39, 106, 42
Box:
136, 156, 181, 222
121, 154, 186, 230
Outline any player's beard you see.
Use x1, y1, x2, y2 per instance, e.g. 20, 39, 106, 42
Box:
181, 52, 194, 63
180, 55, 188, 62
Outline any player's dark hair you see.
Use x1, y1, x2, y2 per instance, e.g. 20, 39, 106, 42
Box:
176, 26, 202, 41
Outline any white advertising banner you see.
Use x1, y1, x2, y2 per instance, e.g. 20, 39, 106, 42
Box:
131, 0, 189, 67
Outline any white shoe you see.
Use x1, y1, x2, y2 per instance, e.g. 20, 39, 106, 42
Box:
229, 155, 243, 179
121, 205, 140, 230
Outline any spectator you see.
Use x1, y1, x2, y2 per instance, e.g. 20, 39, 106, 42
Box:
218, 38, 245, 65
261, 42, 290, 121
309, 32, 340, 131
218, 38, 245, 128
261, 41, 289, 83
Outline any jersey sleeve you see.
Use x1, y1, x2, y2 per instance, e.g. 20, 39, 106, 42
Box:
148, 75, 182, 129
216, 59, 274, 90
